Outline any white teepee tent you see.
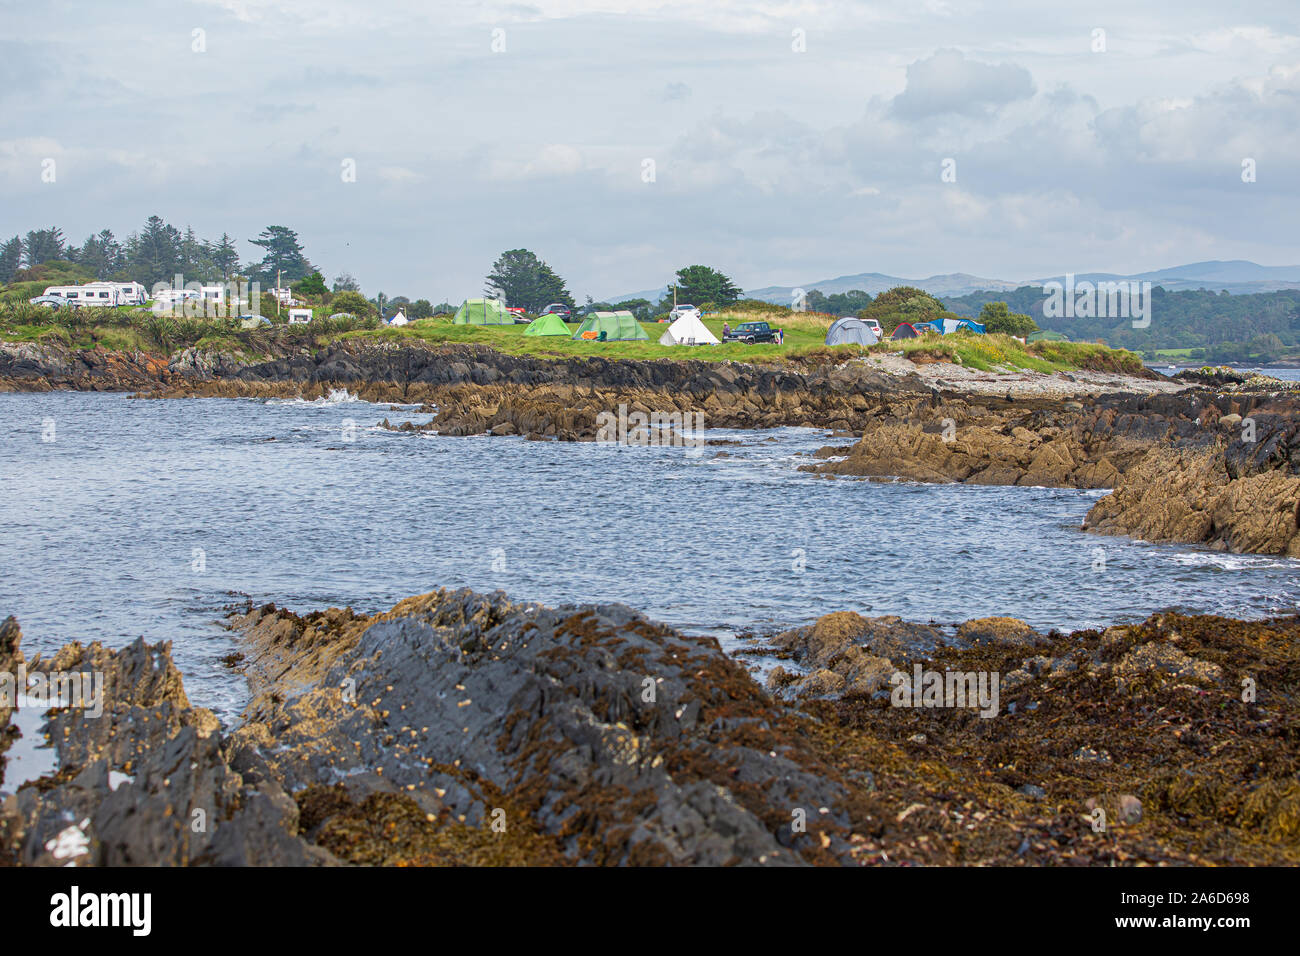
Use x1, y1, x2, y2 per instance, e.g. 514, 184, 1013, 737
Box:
659, 311, 719, 346
388, 310, 408, 326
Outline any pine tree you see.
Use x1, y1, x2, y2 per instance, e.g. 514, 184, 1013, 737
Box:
485, 249, 573, 313
22, 227, 66, 266
126, 216, 183, 288
0, 236, 22, 284
248, 226, 313, 285
210, 233, 240, 280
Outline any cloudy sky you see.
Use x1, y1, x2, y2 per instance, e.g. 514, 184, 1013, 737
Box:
3, 0, 1299, 301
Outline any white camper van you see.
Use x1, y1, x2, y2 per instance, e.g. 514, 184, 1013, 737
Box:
287, 308, 313, 324
43, 284, 118, 307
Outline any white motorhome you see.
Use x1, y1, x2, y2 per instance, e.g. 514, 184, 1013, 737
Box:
112, 281, 147, 305
43, 284, 119, 307
287, 308, 313, 324
201, 285, 225, 306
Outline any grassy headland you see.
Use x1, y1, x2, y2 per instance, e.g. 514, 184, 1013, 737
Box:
0, 301, 1149, 376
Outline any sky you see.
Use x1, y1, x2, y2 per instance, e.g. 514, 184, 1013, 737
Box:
3, 0, 1300, 302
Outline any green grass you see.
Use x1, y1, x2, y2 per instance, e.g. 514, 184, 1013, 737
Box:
340, 314, 1143, 373
339, 312, 834, 363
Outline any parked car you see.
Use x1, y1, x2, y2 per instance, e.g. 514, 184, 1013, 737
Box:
722, 320, 778, 344
539, 303, 572, 320
668, 304, 700, 321
28, 294, 70, 310
856, 316, 883, 339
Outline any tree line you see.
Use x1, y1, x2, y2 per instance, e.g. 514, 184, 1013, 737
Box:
0, 218, 328, 291
942, 285, 1300, 350
484, 252, 748, 318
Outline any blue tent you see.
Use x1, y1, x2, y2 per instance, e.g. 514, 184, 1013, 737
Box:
920, 317, 985, 335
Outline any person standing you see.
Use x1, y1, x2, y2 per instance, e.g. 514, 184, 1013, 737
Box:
722, 321, 730, 339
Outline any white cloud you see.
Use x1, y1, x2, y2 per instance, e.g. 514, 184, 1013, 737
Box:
890, 49, 1035, 119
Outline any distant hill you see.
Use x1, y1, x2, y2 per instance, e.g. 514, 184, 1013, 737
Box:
1030, 261, 1300, 295
742, 272, 1022, 303
608, 260, 1300, 305
609, 287, 668, 305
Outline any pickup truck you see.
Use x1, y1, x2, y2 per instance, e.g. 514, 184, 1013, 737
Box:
722, 321, 778, 343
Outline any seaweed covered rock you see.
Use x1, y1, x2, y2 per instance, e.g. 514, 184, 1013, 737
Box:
228, 589, 860, 865
768, 612, 948, 699
0, 629, 329, 866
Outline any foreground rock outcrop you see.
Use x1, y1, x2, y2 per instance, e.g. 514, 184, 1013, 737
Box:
4, 589, 1298, 866
1084, 413, 1300, 556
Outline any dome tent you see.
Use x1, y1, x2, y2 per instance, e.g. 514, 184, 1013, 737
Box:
523, 313, 572, 336
890, 322, 922, 340
453, 298, 512, 325
572, 311, 648, 341
824, 316, 879, 346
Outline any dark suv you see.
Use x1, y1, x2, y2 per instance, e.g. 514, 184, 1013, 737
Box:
540, 303, 572, 319
722, 321, 777, 343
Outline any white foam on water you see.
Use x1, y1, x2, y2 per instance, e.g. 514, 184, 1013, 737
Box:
1170, 552, 1298, 571
265, 388, 363, 408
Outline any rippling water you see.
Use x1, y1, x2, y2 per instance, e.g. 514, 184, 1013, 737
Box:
2, 391, 1297, 721
1146, 364, 1300, 382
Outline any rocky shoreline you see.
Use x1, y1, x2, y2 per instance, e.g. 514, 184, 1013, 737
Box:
2, 589, 1297, 866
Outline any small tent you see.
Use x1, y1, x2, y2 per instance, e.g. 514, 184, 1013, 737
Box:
890, 322, 922, 340
453, 298, 512, 325
824, 316, 879, 346
572, 310, 648, 341
1027, 330, 1069, 343
388, 310, 408, 326
659, 311, 719, 346
523, 313, 571, 336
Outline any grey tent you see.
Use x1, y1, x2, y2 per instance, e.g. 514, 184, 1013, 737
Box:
824, 316, 879, 346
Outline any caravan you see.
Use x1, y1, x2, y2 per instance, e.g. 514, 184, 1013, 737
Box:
42, 283, 119, 307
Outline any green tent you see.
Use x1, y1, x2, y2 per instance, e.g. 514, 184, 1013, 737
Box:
1027, 330, 1069, 342
453, 298, 512, 325
572, 310, 648, 341
523, 313, 571, 336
